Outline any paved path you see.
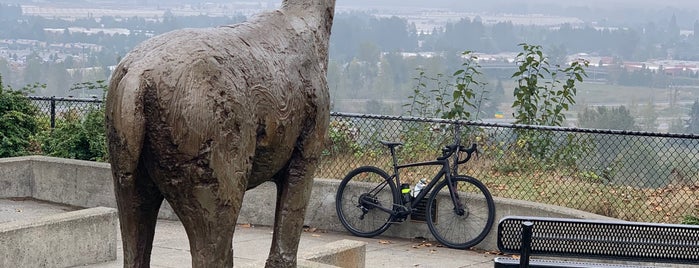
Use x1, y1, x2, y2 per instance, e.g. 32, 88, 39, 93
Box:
88, 220, 496, 268
5, 199, 694, 267
1, 198, 496, 267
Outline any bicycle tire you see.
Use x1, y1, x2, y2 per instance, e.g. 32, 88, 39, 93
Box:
335, 166, 398, 237
425, 175, 495, 249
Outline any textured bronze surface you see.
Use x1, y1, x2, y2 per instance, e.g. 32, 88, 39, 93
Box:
105, 1, 335, 267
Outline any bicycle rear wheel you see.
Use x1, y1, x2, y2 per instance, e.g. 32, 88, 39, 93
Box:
426, 175, 495, 249
335, 166, 398, 237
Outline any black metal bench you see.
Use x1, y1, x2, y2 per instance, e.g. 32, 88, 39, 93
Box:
494, 216, 699, 268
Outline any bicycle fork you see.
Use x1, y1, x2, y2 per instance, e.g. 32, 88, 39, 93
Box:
448, 180, 468, 217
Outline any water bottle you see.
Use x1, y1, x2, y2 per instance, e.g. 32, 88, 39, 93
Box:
400, 183, 411, 204
412, 178, 427, 198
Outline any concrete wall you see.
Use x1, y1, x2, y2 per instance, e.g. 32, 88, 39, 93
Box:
241, 239, 367, 268
0, 156, 614, 251
302, 239, 367, 268
31, 157, 115, 208
0, 207, 117, 267
238, 178, 615, 251
0, 156, 33, 198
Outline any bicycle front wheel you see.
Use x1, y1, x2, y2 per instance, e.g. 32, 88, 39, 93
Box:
335, 166, 398, 238
426, 175, 495, 249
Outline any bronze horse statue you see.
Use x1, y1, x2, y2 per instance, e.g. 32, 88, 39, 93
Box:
105, 0, 335, 267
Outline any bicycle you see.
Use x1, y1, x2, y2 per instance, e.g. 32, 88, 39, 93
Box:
335, 134, 496, 249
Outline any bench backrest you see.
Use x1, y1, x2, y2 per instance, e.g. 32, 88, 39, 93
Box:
497, 216, 699, 264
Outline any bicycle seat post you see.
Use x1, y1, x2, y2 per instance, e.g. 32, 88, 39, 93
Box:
379, 141, 403, 177
390, 146, 399, 174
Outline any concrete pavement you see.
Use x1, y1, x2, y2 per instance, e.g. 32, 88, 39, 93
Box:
2, 198, 496, 268
88, 219, 496, 268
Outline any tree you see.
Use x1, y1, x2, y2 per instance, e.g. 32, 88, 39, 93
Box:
357, 41, 380, 63
688, 100, 699, 133
636, 101, 658, 132
668, 117, 686, 133
511, 43, 588, 126
578, 106, 636, 130
22, 53, 45, 89
404, 51, 487, 120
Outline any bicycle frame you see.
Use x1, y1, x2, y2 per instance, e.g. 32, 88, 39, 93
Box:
393, 159, 453, 205
363, 125, 472, 218
369, 146, 467, 218
337, 125, 494, 248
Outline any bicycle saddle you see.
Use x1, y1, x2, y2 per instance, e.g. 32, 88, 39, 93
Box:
379, 140, 403, 148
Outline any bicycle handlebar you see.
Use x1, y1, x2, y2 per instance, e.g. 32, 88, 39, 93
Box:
458, 143, 478, 164
437, 143, 478, 162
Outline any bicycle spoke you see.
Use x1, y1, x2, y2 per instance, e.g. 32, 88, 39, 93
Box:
336, 166, 397, 237
426, 176, 495, 249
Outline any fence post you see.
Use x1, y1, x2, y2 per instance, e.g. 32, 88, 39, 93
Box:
452, 123, 462, 174
50, 96, 56, 129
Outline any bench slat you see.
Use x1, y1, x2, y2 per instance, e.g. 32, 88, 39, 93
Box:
497, 216, 699, 264
493, 257, 655, 268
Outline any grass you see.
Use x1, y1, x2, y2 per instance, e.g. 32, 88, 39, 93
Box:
495, 80, 699, 125
498, 80, 699, 106
315, 150, 699, 224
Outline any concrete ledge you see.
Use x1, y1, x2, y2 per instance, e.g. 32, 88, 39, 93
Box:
0, 206, 118, 267
239, 239, 365, 268
240, 259, 341, 268
0, 156, 33, 198
296, 260, 343, 268
31, 156, 114, 208
0, 156, 615, 251
302, 239, 367, 268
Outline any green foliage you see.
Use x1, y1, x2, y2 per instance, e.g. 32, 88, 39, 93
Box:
443, 51, 487, 120
35, 81, 108, 161
404, 69, 436, 117
495, 132, 593, 174
682, 215, 699, 225
324, 119, 365, 158
399, 123, 452, 162
507, 44, 590, 166
635, 102, 658, 132
490, 138, 541, 174
578, 106, 636, 130
37, 107, 107, 161
668, 117, 686, 133
688, 100, 699, 134
0, 75, 41, 157
512, 43, 588, 126
606, 138, 672, 188
401, 51, 489, 163
404, 51, 488, 120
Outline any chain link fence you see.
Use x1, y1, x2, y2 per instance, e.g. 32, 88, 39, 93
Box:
29, 96, 103, 128
26, 97, 699, 223
320, 112, 699, 224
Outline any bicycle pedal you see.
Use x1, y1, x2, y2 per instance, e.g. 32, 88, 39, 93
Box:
391, 216, 409, 223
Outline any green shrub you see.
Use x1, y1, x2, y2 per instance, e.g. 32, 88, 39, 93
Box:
682, 215, 699, 225
35, 81, 108, 162
36, 107, 107, 161
0, 76, 40, 157
324, 119, 367, 158
512, 43, 588, 126
404, 51, 487, 120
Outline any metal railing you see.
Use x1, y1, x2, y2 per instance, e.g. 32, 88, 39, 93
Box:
29, 96, 102, 128
27, 97, 699, 223
320, 112, 699, 224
